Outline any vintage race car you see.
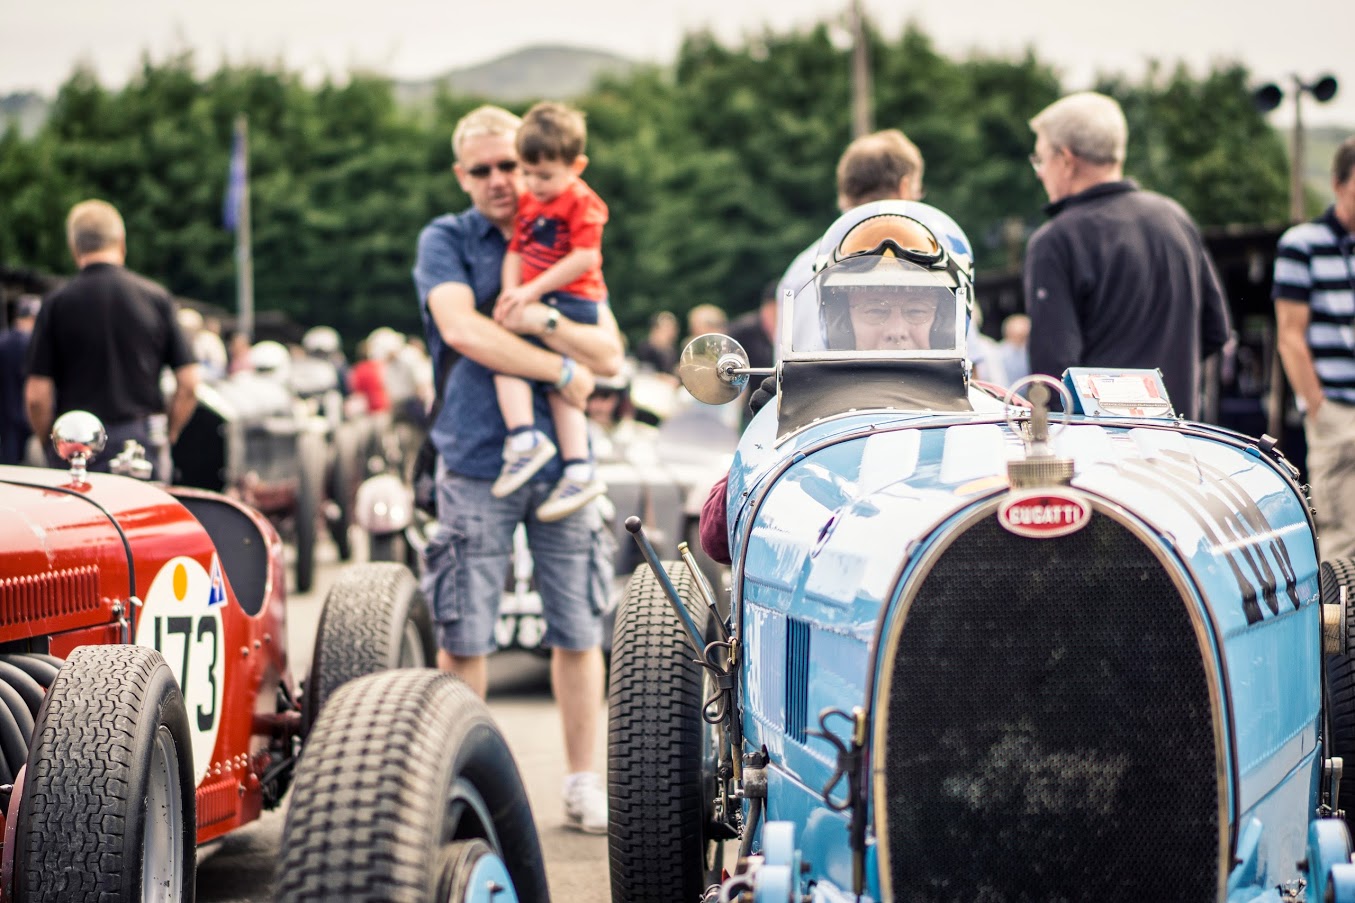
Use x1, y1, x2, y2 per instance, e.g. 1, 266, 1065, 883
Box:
607, 201, 1355, 903
0, 412, 549, 903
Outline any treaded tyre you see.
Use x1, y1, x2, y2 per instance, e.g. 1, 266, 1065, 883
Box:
1324, 556, 1355, 832
304, 562, 435, 734
14, 645, 195, 902
608, 561, 721, 903
277, 669, 549, 903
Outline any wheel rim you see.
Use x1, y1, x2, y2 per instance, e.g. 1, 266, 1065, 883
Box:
399, 618, 427, 668
444, 776, 502, 850
142, 724, 184, 902
437, 840, 520, 903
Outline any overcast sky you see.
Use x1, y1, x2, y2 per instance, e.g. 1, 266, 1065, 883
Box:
2, 0, 1352, 128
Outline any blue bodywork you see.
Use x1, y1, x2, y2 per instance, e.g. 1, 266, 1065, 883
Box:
721, 380, 1348, 902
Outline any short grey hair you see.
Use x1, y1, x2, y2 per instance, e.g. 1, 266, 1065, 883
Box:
1029, 92, 1127, 166
451, 105, 522, 161
65, 199, 126, 255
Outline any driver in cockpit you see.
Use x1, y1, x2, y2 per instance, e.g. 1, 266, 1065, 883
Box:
797, 207, 966, 353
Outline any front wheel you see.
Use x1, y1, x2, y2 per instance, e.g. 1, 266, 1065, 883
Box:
278, 669, 549, 902
13, 645, 195, 902
608, 561, 723, 903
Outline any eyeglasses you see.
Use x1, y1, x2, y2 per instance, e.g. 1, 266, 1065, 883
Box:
465, 160, 518, 179
849, 300, 937, 326
1029, 147, 1061, 173
589, 388, 620, 401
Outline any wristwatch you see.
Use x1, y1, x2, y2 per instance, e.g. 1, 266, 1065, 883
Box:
543, 308, 561, 335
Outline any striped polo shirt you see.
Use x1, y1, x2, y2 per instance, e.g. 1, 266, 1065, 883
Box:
1274, 206, 1355, 403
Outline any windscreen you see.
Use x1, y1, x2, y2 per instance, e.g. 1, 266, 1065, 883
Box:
785, 256, 964, 357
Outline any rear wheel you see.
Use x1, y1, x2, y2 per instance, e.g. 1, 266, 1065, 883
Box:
14, 645, 195, 903
608, 561, 723, 903
278, 669, 548, 903
304, 562, 435, 734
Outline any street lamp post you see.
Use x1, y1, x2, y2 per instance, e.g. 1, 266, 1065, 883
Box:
1254, 73, 1339, 445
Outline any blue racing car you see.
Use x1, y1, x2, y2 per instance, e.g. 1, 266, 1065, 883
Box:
606, 200, 1355, 903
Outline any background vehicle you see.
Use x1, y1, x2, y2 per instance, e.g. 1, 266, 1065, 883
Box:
0, 412, 546, 902
608, 308, 1355, 900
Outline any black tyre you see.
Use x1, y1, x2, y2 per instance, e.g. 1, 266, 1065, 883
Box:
304, 562, 435, 734
369, 531, 406, 565
294, 429, 325, 594
608, 561, 721, 903
1324, 556, 1355, 833
277, 669, 550, 903
327, 425, 359, 562
14, 645, 195, 902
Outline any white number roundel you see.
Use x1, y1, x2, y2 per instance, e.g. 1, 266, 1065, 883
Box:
135, 554, 227, 785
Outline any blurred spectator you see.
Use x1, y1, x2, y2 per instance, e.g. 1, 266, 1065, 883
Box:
968, 308, 1008, 388
26, 199, 198, 481
726, 281, 778, 427
347, 339, 389, 414
996, 314, 1032, 386
634, 310, 679, 375
368, 327, 422, 424
227, 331, 253, 375
0, 295, 41, 464
685, 303, 728, 344
177, 307, 229, 382
292, 326, 346, 399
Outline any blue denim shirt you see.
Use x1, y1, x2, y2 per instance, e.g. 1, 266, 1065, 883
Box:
413, 208, 562, 482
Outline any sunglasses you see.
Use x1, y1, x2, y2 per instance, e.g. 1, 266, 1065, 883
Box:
465, 160, 518, 179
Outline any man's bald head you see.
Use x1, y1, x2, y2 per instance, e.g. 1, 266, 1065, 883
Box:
837, 129, 924, 211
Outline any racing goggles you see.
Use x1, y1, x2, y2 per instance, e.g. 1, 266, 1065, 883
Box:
835, 214, 944, 267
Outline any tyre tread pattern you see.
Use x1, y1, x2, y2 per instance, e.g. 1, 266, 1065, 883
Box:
17, 645, 189, 902
608, 562, 707, 903
278, 669, 549, 903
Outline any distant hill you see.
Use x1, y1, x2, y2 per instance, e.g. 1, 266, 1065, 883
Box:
0, 92, 49, 137
394, 44, 639, 105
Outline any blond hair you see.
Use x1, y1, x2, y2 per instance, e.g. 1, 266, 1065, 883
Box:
66, 199, 125, 255
451, 105, 523, 161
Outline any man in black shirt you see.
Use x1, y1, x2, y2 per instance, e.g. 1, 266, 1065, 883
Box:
26, 199, 198, 479
1024, 92, 1230, 421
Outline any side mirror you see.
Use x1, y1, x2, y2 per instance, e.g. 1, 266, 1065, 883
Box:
678, 334, 751, 405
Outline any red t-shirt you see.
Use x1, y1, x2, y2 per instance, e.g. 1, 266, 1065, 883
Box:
509, 179, 608, 302
348, 359, 389, 413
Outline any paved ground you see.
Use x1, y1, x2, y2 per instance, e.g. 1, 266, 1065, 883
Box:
195, 533, 609, 902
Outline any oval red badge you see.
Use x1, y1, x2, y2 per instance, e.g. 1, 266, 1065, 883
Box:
997, 490, 1092, 538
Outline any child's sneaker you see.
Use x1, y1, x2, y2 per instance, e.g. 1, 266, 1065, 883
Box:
491, 432, 556, 498
562, 772, 607, 834
536, 474, 606, 522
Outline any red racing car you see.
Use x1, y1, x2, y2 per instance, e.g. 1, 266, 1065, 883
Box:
0, 411, 549, 903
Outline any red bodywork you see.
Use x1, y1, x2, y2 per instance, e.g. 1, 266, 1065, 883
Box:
0, 464, 299, 846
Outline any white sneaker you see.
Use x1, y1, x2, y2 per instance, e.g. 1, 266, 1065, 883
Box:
536, 476, 607, 522
562, 772, 607, 834
491, 433, 557, 498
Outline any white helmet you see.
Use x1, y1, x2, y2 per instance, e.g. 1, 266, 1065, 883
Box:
249, 340, 291, 377
302, 325, 341, 356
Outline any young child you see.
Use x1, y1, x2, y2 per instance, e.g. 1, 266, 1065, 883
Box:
490, 101, 609, 522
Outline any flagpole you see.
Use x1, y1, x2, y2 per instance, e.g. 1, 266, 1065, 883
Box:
233, 114, 255, 341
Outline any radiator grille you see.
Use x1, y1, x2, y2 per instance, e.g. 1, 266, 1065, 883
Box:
881, 512, 1220, 902
0, 566, 101, 626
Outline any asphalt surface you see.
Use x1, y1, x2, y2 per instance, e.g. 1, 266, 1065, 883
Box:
195, 532, 609, 902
